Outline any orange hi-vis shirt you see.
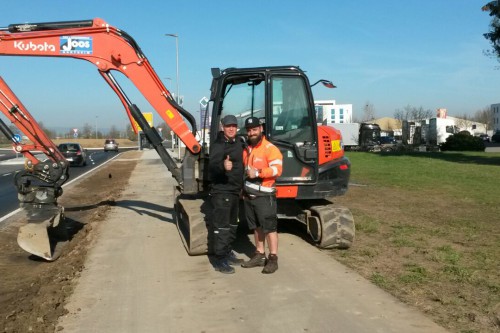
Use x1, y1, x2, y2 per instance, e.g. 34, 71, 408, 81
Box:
243, 135, 283, 195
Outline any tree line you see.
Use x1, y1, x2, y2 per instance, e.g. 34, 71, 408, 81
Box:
0, 122, 140, 144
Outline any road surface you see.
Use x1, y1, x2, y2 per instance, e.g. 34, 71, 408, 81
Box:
0, 149, 130, 219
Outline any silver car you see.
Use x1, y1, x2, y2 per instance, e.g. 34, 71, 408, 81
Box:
104, 139, 119, 152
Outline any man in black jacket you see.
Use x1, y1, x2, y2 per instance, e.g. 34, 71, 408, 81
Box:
208, 115, 245, 274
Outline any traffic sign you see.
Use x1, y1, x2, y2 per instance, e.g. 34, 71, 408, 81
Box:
132, 112, 154, 132
199, 97, 208, 108
13, 134, 21, 142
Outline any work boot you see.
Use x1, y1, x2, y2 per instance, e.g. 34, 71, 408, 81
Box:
262, 254, 278, 274
241, 252, 266, 268
226, 250, 244, 265
214, 258, 235, 274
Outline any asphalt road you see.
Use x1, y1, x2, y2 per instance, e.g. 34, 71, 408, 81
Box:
0, 149, 127, 220
57, 150, 449, 333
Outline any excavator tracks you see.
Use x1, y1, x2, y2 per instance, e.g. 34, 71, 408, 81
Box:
308, 203, 355, 249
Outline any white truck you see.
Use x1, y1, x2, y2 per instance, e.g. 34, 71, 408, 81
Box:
402, 117, 459, 149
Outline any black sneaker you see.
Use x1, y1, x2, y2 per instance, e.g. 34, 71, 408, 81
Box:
226, 251, 244, 265
241, 252, 266, 268
262, 254, 278, 274
214, 259, 235, 274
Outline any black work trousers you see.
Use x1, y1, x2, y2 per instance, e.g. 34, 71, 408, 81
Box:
210, 192, 239, 258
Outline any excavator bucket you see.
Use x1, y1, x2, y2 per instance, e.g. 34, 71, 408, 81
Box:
174, 191, 212, 256
17, 206, 68, 261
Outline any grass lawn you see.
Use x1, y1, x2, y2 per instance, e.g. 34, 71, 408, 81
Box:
330, 151, 500, 333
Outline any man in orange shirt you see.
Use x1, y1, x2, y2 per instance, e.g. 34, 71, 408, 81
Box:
241, 117, 283, 274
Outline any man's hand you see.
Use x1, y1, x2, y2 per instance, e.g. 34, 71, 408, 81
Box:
224, 155, 233, 171
246, 167, 258, 179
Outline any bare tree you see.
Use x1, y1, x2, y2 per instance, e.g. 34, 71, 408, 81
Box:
473, 106, 494, 132
394, 105, 413, 123
37, 121, 55, 139
82, 123, 93, 139
455, 113, 475, 132
108, 125, 120, 139
362, 102, 375, 122
125, 124, 137, 141
394, 105, 433, 123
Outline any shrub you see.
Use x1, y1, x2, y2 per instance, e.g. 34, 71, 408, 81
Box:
440, 132, 485, 151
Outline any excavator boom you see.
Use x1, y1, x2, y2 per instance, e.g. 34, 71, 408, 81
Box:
0, 18, 207, 194
0, 18, 199, 153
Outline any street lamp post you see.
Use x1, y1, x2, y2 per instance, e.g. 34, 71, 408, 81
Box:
163, 77, 173, 91
165, 33, 179, 104
95, 116, 98, 139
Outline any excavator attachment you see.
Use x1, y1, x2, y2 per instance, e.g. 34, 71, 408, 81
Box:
17, 206, 68, 261
173, 190, 212, 255
0, 77, 70, 261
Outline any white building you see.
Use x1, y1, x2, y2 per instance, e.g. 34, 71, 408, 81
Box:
314, 100, 353, 124
492, 103, 500, 132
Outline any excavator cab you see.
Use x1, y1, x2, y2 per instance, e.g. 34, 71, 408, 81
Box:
208, 66, 354, 249
209, 66, 320, 184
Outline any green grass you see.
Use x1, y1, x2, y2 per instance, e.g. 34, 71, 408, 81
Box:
371, 272, 390, 288
330, 151, 500, 333
345, 151, 500, 206
399, 263, 428, 284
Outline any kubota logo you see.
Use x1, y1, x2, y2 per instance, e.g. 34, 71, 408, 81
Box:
60, 36, 92, 54
13, 41, 56, 52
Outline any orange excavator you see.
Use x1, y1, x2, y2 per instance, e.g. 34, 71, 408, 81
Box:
0, 18, 354, 260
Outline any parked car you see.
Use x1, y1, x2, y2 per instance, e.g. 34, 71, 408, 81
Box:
477, 133, 490, 142
58, 142, 87, 166
379, 136, 398, 151
104, 139, 119, 152
492, 131, 500, 143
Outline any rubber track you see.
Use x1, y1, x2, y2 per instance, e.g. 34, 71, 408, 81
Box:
310, 204, 355, 249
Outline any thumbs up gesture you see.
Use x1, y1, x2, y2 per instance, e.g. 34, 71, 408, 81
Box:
223, 155, 233, 171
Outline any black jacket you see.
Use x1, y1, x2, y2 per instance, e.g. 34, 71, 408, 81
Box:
208, 132, 245, 194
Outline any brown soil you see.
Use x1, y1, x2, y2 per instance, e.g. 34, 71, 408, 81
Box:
0, 150, 141, 333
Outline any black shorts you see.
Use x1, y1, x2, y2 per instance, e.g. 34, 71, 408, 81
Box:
244, 195, 277, 233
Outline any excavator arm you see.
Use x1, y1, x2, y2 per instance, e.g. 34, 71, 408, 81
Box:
0, 76, 69, 260
0, 18, 202, 192
0, 18, 213, 259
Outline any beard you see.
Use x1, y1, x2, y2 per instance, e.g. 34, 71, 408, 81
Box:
248, 133, 262, 146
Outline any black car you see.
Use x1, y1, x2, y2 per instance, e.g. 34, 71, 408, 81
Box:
58, 142, 87, 166
492, 131, 500, 143
478, 134, 490, 142
380, 136, 397, 145
379, 136, 398, 151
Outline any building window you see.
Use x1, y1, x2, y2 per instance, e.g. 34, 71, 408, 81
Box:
315, 105, 324, 123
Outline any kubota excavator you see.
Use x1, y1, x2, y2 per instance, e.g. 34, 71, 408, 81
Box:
0, 18, 354, 261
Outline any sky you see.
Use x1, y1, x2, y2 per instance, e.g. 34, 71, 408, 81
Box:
0, 0, 499, 134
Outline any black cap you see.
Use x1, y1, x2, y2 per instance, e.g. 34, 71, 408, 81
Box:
245, 117, 261, 128
221, 115, 238, 126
